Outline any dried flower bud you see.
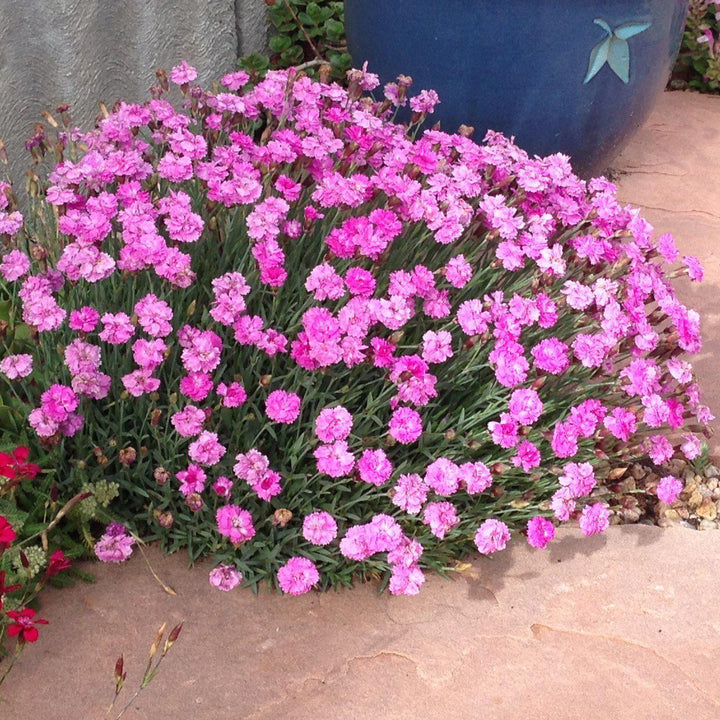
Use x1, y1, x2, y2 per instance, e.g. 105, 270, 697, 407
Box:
259, 374, 272, 387
149, 622, 167, 657
98, 455, 109, 468
154, 467, 170, 485
457, 124, 475, 138
118, 447, 137, 467
150, 409, 162, 426
319, 63, 332, 84
30, 244, 48, 261
93, 447, 104, 458
444, 429, 457, 442
272, 508, 293, 527
185, 492, 204, 512
154, 509, 174, 528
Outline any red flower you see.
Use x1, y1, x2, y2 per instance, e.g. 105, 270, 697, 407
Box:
0, 446, 41, 481
0, 516, 17, 551
0, 570, 21, 612
5, 608, 49, 644
45, 550, 72, 577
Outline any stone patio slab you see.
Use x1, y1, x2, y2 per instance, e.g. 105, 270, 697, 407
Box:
2, 525, 720, 719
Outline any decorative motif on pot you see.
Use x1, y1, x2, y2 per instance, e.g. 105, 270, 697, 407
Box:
584, 18, 651, 85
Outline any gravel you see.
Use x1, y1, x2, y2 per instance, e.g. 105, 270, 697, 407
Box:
594, 460, 720, 531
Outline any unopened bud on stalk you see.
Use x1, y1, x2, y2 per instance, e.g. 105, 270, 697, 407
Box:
114, 655, 126, 691
93, 447, 104, 458
491, 462, 508, 475
457, 124, 475, 138
444, 429, 457, 442
98, 455, 109, 468
531, 375, 547, 390
468, 439, 481, 451
259, 374, 272, 387
150, 409, 162, 426
163, 622, 183, 655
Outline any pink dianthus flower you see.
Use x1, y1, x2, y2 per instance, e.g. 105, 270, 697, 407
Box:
302, 511, 338, 546
526, 516, 555, 549
474, 519, 511, 554
209, 563, 242, 591
357, 448, 393, 486
657, 476, 683, 504
388, 407, 423, 444
315, 405, 353, 442
216, 504, 255, 545
314, 440, 355, 477
277, 557, 320, 595
423, 501, 459, 539
188, 431, 227, 466
170, 60, 198, 85
578, 503, 610, 536
0, 354, 33, 379
94, 523, 135, 563
266, 390, 301, 424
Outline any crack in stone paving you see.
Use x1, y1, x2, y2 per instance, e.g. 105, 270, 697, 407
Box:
530, 623, 720, 707
627, 204, 720, 222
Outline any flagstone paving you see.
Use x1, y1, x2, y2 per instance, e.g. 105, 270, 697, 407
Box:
2, 90, 720, 720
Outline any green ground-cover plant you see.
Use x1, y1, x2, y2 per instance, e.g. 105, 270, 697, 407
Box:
673, 1, 720, 92
241, 0, 350, 80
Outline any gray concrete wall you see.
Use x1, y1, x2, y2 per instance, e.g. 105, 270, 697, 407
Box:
0, 0, 268, 189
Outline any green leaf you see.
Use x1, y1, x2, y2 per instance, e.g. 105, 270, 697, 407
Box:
614, 21, 651, 40
584, 36, 611, 84
607, 36, 631, 84
269, 35, 293, 53
0, 300, 11, 324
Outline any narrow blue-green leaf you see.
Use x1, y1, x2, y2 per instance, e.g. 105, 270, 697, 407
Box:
593, 18, 613, 35
614, 21, 651, 40
584, 36, 611, 84
607, 37, 631, 84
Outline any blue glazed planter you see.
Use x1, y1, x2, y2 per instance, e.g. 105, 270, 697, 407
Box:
345, 0, 689, 177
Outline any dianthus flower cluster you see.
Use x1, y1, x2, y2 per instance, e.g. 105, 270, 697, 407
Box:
0, 62, 711, 596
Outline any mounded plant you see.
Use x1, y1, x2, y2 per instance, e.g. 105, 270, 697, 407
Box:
0, 63, 711, 596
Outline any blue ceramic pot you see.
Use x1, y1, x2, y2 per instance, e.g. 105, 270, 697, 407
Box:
344, 0, 689, 177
